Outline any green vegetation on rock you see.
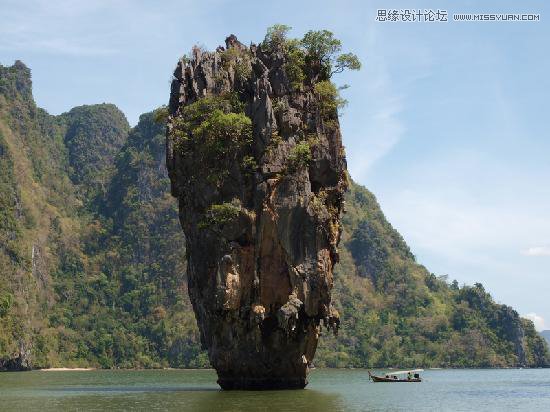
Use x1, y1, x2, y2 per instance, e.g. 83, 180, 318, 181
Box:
199, 200, 242, 229
261, 25, 360, 91
314, 80, 348, 119
170, 93, 252, 188
287, 141, 312, 171
301, 29, 361, 78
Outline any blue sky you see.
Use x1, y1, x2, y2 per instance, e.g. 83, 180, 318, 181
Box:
1, 0, 548, 330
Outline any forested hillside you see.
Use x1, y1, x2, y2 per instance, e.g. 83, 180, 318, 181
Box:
0, 61, 547, 370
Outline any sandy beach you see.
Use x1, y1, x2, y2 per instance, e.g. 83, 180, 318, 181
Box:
40, 368, 95, 371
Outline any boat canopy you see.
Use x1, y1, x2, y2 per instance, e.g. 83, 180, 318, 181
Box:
384, 369, 424, 375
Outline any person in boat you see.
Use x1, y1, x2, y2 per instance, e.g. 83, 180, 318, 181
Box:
407, 372, 412, 380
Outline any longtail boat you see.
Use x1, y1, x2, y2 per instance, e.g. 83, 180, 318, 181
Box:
368, 369, 423, 382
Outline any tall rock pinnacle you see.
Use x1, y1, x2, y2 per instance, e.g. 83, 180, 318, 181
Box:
166, 34, 348, 389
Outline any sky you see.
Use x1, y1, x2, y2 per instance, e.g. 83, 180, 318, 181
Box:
1, 0, 548, 330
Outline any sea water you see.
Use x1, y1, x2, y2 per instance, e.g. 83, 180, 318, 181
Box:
1, 368, 549, 411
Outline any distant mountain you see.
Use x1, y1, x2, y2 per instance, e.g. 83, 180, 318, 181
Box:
0, 60, 548, 370
541, 331, 550, 345
61, 103, 129, 200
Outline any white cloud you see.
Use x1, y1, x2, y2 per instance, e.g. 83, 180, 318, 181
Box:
343, 7, 437, 182
343, 23, 406, 180
0, 0, 165, 56
382, 188, 550, 263
521, 246, 550, 257
522, 313, 546, 332
0, 37, 117, 56
346, 91, 404, 178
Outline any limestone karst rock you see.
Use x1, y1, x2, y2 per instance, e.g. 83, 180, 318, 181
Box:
1, 58, 548, 372
166, 35, 348, 389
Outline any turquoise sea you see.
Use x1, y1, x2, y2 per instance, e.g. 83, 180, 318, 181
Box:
1, 368, 549, 411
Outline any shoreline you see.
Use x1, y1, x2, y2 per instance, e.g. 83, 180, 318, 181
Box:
30, 366, 546, 372
40, 367, 96, 371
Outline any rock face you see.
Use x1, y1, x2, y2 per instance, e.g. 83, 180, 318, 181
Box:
166, 35, 348, 389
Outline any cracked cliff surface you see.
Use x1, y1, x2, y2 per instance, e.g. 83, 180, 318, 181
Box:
166, 35, 348, 389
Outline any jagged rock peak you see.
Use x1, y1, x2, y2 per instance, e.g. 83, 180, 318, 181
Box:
225, 34, 242, 49
0, 60, 33, 101
166, 33, 348, 389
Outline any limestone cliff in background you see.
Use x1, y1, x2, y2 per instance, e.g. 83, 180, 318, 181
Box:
166, 35, 347, 389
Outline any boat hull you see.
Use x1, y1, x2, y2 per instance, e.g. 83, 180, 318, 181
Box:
370, 375, 421, 382
368, 371, 422, 382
